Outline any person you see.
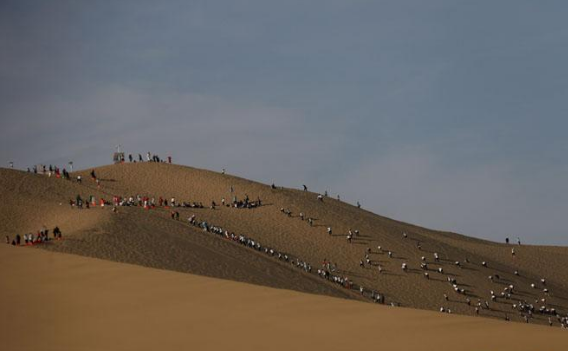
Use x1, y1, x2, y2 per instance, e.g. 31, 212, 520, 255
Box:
337, 195, 341, 201
90, 169, 97, 181
9, 161, 13, 168
16, 234, 21, 245
327, 227, 332, 235
222, 168, 225, 174
517, 237, 522, 245
168, 156, 172, 164
303, 184, 308, 191
52, 226, 61, 240
506, 237, 509, 244
357, 201, 361, 208
511, 248, 516, 257
129, 154, 133, 162
77, 175, 82, 183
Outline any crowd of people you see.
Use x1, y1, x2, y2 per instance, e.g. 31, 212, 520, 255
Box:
12, 163, 567, 328
6, 226, 62, 246
26, 164, 72, 180
275, 196, 568, 326
186, 215, 307, 271
182, 212, 390, 302
126, 152, 172, 164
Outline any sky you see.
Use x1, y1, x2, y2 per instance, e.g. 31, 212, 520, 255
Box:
1, 0, 567, 245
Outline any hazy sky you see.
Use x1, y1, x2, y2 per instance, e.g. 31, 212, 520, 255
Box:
1, 1, 567, 245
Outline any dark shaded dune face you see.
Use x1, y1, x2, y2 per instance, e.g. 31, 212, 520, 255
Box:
46, 208, 359, 301
2, 163, 568, 326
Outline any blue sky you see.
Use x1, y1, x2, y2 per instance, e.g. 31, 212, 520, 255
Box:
1, 0, 567, 244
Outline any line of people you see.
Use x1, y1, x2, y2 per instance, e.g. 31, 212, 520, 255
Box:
6, 226, 62, 246
185, 212, 389, 305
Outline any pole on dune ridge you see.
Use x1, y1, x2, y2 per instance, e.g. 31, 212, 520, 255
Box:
113, 145, 125, 164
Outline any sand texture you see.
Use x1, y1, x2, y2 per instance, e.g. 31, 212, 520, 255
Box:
1, 244, 566, 351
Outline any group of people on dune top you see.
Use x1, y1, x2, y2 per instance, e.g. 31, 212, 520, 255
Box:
21, 149, 173, 183
125, 152, 171, 164
6, 226, 62, 246
25, 164, 72, 180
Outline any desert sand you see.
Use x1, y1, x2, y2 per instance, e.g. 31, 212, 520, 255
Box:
1, 162, 567, 350
1, 244, 567, 351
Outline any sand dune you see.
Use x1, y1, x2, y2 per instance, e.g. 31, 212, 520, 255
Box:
1, 162, 568, 336
1, 244, 566, 351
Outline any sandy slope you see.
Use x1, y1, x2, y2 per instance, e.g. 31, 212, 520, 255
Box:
1, 244, 566, 351
1, 163, 568, 326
